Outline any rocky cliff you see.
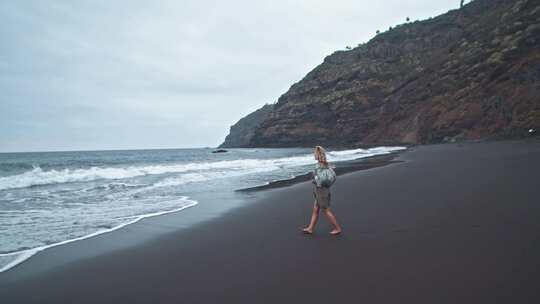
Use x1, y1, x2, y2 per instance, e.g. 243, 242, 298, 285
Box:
219, 104, 273, 148
225, 0, 540, 147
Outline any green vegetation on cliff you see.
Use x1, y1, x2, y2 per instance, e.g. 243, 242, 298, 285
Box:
225, 0, 540, 147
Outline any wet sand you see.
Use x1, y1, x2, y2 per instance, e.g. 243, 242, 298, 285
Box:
1, 139, 540, 303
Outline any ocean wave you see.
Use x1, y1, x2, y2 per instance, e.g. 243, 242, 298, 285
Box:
80, 182, 147, 193
328, 148, 369, 156
151, 165, 279, 188
0, 146, 406, 191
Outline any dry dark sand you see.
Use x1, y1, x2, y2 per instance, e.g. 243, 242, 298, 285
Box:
1, 139, 540, 303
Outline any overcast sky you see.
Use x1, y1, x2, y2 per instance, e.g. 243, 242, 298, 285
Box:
1, 0, 462, 152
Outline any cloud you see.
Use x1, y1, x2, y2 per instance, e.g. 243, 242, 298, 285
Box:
0, 0, 459, 152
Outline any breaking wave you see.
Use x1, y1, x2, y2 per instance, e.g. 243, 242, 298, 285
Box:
0, 146, 406, 191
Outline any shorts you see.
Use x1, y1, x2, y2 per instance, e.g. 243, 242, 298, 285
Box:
313, 185, 331, 209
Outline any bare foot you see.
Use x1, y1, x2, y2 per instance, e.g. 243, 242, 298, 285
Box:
302, 227, 313, 234
329, 229, 342, 235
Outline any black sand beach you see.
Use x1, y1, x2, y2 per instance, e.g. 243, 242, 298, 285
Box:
1, 139, 540, 303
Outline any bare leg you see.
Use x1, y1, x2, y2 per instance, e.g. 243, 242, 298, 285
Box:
303, 202, 320, 234
323, 208, 342, 235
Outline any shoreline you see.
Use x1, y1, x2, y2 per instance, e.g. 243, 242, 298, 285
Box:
0, 149, 406, 277
2, 139, 540, 303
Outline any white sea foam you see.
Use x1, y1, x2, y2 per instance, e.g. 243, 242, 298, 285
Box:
152, 173, 209, 188
151, 165, 279, 189
0, 146, 406, 191
0, 198, 198, 273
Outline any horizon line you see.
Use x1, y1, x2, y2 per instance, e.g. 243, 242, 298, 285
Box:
0, 146, 222, 154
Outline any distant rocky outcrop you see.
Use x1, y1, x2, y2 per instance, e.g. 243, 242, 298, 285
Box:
225, 0, 540, 147
219, 104, 273, 148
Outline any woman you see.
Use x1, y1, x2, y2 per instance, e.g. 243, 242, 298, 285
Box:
302, 146, 342, 235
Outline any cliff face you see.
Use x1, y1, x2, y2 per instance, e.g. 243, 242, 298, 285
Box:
239, 0, 540, 147
219, 104, 273, 148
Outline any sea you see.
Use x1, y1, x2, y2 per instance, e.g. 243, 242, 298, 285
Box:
0, 146, 405, 272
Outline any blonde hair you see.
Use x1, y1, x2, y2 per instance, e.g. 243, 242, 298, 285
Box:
314, 146, 328, 165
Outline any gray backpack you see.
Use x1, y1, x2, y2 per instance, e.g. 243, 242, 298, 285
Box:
313, 165, 336, 188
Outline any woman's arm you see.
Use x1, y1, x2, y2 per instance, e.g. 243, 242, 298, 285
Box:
312, 167, 322, 187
